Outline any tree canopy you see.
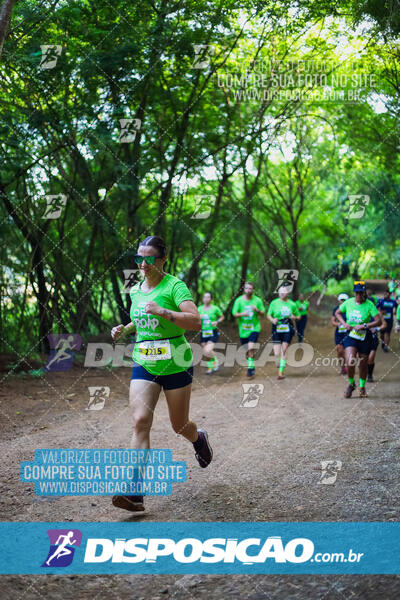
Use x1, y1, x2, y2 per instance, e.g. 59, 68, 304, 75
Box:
1, 0, 399, 354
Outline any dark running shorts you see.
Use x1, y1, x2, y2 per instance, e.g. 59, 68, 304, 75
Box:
343, 330, 372, 355
369, 335, 379, 352
200, 330, 220, 344
131, 364, 193, 390
334, 330, 347, 346
240, 331, 259, 345
272, 325, 294, 344
382, 319, 393, 334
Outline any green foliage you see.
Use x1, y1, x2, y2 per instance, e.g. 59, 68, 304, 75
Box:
1, 0, 399, 353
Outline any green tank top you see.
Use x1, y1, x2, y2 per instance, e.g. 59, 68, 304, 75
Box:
129, 274, 193, 375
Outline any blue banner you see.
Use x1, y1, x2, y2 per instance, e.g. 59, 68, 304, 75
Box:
0, 522, 399, 574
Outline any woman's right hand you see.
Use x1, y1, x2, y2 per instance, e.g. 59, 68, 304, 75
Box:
111, 324, 125, 342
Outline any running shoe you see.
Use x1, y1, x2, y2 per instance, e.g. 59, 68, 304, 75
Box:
340, 366, 347, 375
277, 374, 285, 380
194, 429, 213, 468
359, 387, 368, 398
344, 383, 356, 398
206, 368, 213, 375
247, 368, 255, 378
212, 364, 219, 372
383, 345, 389, 353
112, 495, 145, 512
367, 374, 374, 383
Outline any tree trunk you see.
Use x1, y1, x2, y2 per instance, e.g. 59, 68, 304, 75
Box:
0, 0, 15, 60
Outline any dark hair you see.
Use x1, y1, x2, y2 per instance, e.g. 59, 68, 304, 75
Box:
139, 236, 167, 258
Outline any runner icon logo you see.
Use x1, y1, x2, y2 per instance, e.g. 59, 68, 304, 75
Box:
240, 383, 264, 407
122, 269, 140, 292
318, 460, 342, 485
192, 44, 215, 69
191, 195, 215, 219
42, 194, 67, 219
42, 529, 82, 567
118, 118, 142, 143
348, 195, 369, 219
40, 45, 62, 69
44, 334, 82, 372
274, 269, 299, 293
86, 386, 110, 410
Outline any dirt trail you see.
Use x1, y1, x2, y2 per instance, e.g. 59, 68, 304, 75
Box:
0, 321, 399, 598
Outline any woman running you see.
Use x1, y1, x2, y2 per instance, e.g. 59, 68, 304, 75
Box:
335, 281, 381, 398
267, 283, 300, 380
232, 282, 265, 378
198, 292, 224, 374
110, 236, 213, 512
295, 293, 309, 344
331, 293, 349, 375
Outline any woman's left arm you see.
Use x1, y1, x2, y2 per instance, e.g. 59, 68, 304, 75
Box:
145, 300, 201, 330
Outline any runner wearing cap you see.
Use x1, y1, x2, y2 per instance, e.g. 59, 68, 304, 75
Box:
267, 283, 300, 380
331, 293, 349, 375
232, 282, 265, 378
377, 290, 397, 352
198, 292, 224, 374
335, 281, 381, 398
110, 235, 213, 512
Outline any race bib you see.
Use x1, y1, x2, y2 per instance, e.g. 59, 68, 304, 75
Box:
383, 312, 391, 319
137, 340, 171, 360
338, 325, 347, 332
349, 329, 366, 341
202, 329, 213, 338
277, 323, 290, 332
242, 323, 254, 331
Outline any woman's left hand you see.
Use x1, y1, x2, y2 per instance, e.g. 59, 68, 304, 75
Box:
145, 301, 162, 316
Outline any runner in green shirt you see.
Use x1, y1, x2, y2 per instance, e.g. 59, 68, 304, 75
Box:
232, 281, 265, 378
295, 293, 309, 344
331, 293, 349, 376
267, 283, 300, 380
198, 292, 224, 374
110, 236, 213, 512
335, 281, 381, 399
